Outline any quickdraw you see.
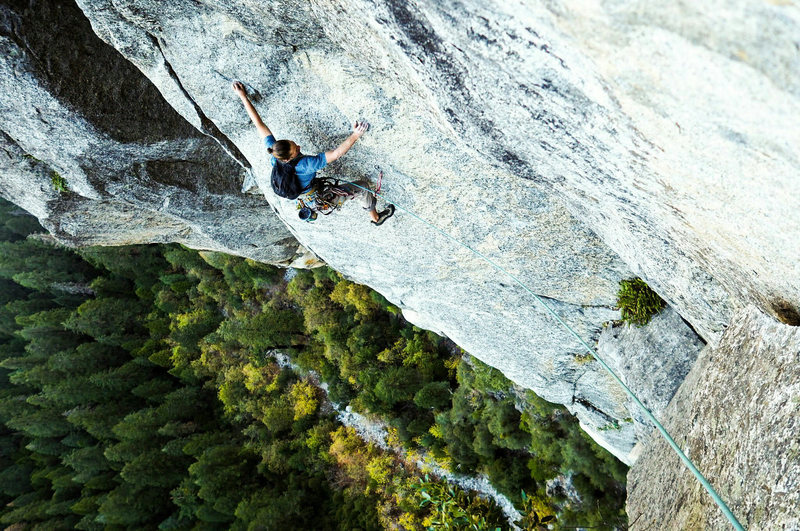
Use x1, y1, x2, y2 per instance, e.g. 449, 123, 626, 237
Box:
313, 177, 355, 215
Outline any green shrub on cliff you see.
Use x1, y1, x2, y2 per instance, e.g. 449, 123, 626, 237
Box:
616, 277, 666, 326
50, 170, 68, 193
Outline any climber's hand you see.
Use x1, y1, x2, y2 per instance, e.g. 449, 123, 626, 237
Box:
232, 81, 247, 97
352, 120, 369, 138
326, 121, 370, 163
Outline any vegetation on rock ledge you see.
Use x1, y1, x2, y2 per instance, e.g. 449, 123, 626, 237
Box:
617, 277, 666, 326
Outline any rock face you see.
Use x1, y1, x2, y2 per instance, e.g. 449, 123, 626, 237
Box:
0, 0, 304, 264
591, 307, 706, 449
627, 306, 800, 530
1, 0, 798, 471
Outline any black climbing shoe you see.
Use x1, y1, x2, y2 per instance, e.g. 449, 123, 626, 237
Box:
371, 204, 395, 226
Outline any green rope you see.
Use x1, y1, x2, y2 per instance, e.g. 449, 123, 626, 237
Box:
350, 181, 745, 531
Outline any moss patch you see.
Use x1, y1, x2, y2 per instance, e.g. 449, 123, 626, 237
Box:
616, 277, 666, 326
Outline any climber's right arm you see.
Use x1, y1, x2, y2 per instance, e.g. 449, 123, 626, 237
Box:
232, 81, 272, 139
325, 121, 369, 163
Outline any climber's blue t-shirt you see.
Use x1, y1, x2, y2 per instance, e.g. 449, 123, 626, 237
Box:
265, 135, 327, 192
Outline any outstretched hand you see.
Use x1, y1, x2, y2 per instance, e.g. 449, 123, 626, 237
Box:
232, 81, 247, 98
325, 120, 371, 163
352, 120, 369, 138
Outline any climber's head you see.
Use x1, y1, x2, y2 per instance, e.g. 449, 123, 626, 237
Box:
268, 139, 300, 162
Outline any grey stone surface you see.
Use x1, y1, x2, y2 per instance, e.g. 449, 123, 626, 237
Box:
73, 0, 649, 458
546, 0, 800, 338
0, 0, 302, 263
2, 0, 797, 466
595, 308, 706, 445
73, 0, 800, 328
627, 306, 800, 530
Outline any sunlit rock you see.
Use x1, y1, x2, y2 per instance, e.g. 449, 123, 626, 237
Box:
2, 0, 797, 470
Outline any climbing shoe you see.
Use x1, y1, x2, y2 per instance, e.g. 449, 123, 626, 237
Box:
371, 204, 395, 226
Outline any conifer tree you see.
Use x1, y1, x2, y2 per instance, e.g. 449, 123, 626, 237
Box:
0, 239, 97, 293
64, 297, 147, 347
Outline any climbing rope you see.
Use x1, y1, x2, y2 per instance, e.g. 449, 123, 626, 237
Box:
346, 180, 746, 531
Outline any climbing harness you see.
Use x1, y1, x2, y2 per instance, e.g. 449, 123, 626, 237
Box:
295, 177, 358, 221
295, 172, 389, 223
343, 180, 746, 531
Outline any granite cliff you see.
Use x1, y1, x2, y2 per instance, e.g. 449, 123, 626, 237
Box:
1, 0, 798, 526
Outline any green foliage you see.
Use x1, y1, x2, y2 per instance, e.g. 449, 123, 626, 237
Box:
217, 309, 304, 350
77, 245, 168, 294
0, 200, 627, 530
330, 278, 382, 318
414, 381, 452, 410
0, 213, 371, 529
515, 491, 556, 530
50, 170, 68, 193
373, 366, 420, 408
288, 380, 321, 420
616, 277, 666, 326
0, 238, 98, 293
0, 201, 42, 241
468, 357, 512, 394
412, 475, 507, 530
63, 299, 146, 349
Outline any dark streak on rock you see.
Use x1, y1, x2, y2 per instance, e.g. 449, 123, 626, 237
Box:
770, 299, 800, 326
274, 236, 299, 248
523, 27, 567, 69
517, 83, 542, 100
275, 29, 298, 53
573, 397, 616, 423
444, 107, 463, 127
539, 140, 556, 153
501, 149, 528, 175
385, 0, 491, 136
467, 27, 499, 48
1, 1, 198, 143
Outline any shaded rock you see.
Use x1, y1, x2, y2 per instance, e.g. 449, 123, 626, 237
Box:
627, 306, 800, 529
595, 308, 706, 450
546, 474, 582, 508
0, 0, 302, 263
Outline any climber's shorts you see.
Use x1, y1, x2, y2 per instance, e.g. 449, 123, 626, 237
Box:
340, 180, 376, 211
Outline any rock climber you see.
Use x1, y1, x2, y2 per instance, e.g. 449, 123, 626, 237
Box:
232, 81, 394, 225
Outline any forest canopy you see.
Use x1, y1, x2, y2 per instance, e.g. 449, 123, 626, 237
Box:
0, 199, 626, 529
